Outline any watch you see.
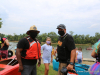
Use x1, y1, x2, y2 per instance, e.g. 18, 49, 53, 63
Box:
69, 62, 74, 66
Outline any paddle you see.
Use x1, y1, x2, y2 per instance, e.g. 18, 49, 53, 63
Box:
75, 65, 88, 70
11, 60, 18, 66
7, 57, 16, 65
75, 63, 89, 70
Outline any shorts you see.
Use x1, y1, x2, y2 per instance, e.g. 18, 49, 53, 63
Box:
58, 63, 67, 75
0, 50, 8, 59
77, 59, 82, 63
43, 58, 51, 63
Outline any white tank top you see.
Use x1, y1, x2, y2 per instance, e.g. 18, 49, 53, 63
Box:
77, 51, 82, 59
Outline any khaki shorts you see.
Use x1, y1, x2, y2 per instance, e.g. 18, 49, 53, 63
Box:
58, 63, 67, 75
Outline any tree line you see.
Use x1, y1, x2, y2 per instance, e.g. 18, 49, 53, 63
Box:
0, 31, 100, 45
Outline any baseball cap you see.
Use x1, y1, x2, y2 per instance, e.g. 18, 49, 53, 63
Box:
56, 24, 66, 29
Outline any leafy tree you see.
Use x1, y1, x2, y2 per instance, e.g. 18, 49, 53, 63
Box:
0, 31, 100, 45
69, 31, 74, 36
0, 18, 2, 28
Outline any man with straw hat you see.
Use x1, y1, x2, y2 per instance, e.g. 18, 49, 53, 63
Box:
16, 25, 41, 75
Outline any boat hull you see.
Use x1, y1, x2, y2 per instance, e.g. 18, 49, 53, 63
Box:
0, 56, 21, 75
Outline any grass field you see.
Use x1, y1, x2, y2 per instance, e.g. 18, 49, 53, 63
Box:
37, 64, 58, 75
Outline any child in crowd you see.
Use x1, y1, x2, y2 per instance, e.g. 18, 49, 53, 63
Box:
76, 47, 83, 63
41, 37, 53, 75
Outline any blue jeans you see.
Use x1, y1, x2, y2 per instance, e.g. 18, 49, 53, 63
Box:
78, 59, 82, 63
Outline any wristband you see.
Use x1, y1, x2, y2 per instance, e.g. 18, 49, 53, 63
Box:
69, 62, 74, 66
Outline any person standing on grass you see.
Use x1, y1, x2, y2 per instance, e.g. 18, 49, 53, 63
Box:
16, 25, 41, 75
41, 37, 53, 75
76, 47, 83, 63
56, 24, 76, 75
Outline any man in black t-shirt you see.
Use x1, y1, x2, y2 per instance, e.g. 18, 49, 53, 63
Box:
16, 25, 41, 75
56, 24, 76, 75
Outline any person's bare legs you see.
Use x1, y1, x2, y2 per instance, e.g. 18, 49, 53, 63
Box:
44, 63, 49, 75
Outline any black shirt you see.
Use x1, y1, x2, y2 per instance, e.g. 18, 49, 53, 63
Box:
57, 33, 75, 63
1, 38, 9, 50
17, 37, 37, 65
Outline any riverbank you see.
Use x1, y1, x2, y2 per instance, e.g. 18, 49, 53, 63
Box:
9, 41, 92, 46
41, 42, 92, 46
9, 41, 18, 42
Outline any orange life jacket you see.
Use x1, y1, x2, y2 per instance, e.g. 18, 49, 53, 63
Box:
21, 37, 41, 59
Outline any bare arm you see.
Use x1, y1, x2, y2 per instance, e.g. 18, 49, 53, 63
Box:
75, 52, 78, 60
70, 49, 76, 63
54, 48, 57, 56
51, 52, 53, 63
91, 48, 96, 58
67, 49, 76, 70
51, 51, 53, 59
4, 39, 9, 46
16, 48, 23, 66
1, 43, 4, 49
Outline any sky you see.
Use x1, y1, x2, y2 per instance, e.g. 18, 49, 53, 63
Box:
0, 0, 100, 36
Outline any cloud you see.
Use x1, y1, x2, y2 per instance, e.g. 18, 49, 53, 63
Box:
0, 0, 100, 36
88, 24, 100, 29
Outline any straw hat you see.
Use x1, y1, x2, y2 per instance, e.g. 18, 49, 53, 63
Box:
26, 25, 40, 35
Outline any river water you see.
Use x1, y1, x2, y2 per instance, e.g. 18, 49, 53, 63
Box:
9, 42, 94, 59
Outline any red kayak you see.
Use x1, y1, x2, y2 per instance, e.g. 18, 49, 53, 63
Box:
0, 56, 21, 75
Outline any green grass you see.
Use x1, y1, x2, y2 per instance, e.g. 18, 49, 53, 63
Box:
37, 64, 58, 75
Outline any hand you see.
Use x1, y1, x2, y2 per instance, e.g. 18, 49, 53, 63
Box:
51, 59, 53, 63
38, 61, 41, 67
19, 65, 23, 72
66, 64, 73, 70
